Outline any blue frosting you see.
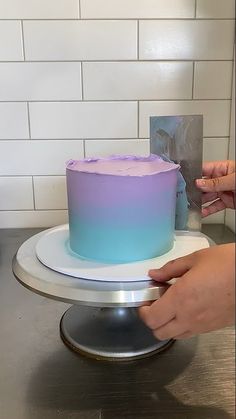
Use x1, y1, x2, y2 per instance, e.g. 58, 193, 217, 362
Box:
69, 217, 174, 264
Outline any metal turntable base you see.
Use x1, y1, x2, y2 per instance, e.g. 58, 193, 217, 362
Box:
13, 227, 212, 361
60, 306, 174, 361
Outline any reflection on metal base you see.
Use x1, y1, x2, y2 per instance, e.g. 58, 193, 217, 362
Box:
60, 305, 174, 361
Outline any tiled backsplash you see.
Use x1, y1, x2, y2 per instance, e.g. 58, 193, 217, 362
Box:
0, 0, 235, 228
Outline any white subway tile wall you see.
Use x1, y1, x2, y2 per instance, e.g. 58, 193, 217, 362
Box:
29, 102, 138, 139
139, 20, 235, 60
23, 21, 137, 61
0, 211, 68, 229
0, 103, 29, 139
80, 0, 196, 19
0, 0, 234, 228
0, 177, 34, 210
84, 139, 150, 158
0, 21, 23, 61
194, 61, 233, 99
33, 176, 67, 210
0, 62, 82, 101
0, 0, 79, 19
0, 140, 84, 175
203, 138, 229, 162
196, 0, 235, 19
83, 62, 193, 100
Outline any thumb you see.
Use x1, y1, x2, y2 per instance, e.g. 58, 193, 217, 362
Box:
149, 255, 193, 282
196, 173, 235, 192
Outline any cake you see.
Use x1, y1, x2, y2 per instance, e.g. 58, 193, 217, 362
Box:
66, 155, 179, 263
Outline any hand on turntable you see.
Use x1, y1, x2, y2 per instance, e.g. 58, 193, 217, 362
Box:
139, 243, 235, 340
196, 160, 235, 217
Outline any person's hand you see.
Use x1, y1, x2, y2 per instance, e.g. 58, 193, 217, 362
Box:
196, 160, 235, 217
139, 244, 235, 340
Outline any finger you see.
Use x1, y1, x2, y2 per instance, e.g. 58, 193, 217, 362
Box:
201, 192, 218, 204
202, 161, 222, 178
152, 319, 185, 341
202, 199, 226, 217
148, 255, 193, 282
196, 173, 235, 193
202, 161, 235, 178
138, 289, 176, 330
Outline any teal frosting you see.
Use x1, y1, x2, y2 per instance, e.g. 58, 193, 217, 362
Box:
69, 217, 174, 264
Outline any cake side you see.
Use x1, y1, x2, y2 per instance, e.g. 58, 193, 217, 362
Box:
66, 155, 179, 264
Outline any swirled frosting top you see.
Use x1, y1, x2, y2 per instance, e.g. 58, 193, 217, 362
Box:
66, 154, 179, 177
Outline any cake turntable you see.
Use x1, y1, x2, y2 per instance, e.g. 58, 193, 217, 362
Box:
13, 225, 212, 361
13, 116, 205, 360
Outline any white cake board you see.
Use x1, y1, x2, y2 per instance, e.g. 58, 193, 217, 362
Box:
36, 224, 209, 282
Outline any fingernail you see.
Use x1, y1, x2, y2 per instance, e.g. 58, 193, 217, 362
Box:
148, 269, 161, 279
196, 179, 206, 186
148, 269, 158, 275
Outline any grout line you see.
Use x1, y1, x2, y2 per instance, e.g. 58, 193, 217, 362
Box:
224, 135, 231, 223
0, 138, 151, 142
0, 59, 234, 63
78, 0, 81, 19
226, 45, 235, 160
192, 61, 195, 99
83, 139, 86, 157
137, 101, 140, 138
0, 18, 234, 21
194, 0, 197, 18
0, 136, 229, 145
0, 99, 231, 103
0, 209, 68, 212
26, 102, 31, 139
0, 175, 76, 180
72, 17, 236, 21
203, 136, 230, 140
20, 20, 26, 60
137, 20, 140, 60
80, 62, 84, 100
225, 55, 235, 192
0, 175, 67, 178
228, 106, 233, 156
225, 71, 233, 226
31, 176, 36, 209
226, 137, 231, 162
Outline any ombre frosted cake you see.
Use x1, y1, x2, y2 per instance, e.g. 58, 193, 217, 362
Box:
66, 155, 179, 263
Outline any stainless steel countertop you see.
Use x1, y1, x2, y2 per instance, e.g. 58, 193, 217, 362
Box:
0, 225, 235, 419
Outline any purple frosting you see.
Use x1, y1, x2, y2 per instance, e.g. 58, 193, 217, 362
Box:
66, 154, 179, 177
